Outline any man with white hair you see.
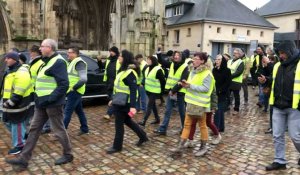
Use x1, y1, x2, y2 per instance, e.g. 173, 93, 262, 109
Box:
5, 39, 73, 170
227, 48, 245, 115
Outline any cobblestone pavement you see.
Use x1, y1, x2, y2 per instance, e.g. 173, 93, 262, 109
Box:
0, 88, 299, 175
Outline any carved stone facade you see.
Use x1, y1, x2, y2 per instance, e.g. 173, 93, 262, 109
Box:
0, 0, 164, 56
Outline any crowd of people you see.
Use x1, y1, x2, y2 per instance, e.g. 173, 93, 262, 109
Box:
0, 38, 300, 172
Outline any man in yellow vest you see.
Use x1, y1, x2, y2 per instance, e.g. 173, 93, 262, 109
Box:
265, 41, 300, 171
154, 47, 189, 135
241, 49, 251, 104
63, 47, 89, 135
1, 52, 34, 155
254, 45, 267, 108
6, 39, 73, 169
227, 48, 245, 115
101, 46, 120, 120
135, 54, 148, 114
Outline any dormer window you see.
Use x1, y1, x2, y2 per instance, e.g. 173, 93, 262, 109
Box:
173, 5, 182, 16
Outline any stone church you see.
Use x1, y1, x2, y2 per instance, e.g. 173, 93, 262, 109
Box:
0, 0, 165, 56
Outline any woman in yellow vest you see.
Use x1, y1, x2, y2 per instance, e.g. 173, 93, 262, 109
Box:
106, 50, 149, 154
171, 52, 215, 158
1, 52, 34, 155
138, 55, 166, 127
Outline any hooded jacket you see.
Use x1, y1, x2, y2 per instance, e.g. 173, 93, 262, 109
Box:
273, 40, 300, 109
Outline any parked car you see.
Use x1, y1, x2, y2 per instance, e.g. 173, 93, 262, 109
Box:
21, 51, 107, 99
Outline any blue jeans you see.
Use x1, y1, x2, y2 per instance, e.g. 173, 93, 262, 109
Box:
272, 107, 300, 164
214, 101, 226, 132
136, 86, 147, 112
5, 121, 26, 147
63, 91, 89, 133
258, 84, 264, 104
158, 93, 185, 132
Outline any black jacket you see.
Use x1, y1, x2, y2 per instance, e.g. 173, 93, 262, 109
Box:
213, 57, 232, 101
102, 56, 119, 98
273, 41, 300, 109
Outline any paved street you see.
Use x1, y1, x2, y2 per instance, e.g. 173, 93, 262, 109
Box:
0, 88, 299, 175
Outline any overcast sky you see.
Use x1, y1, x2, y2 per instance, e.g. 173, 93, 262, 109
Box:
238, 0, 270, 10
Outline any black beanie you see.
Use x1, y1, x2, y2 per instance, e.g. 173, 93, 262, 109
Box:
166, 50, 173, 56
19, 53, 27, 63
109, 46, 120, 56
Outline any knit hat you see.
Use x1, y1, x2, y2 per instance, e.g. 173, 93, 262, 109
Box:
5, 51, 19, 61
109, 46, 120, 56
19, 53, 27, 63
166, 50, 173, 57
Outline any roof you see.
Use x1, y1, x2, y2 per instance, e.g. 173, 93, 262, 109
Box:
256, 0, 300, 17
166, 0, 277, 29
274, 32, 298, 41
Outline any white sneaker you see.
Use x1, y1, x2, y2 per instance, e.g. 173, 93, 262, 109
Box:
211, 134, 222, 145
195, 142, 207, 157
103, 115, 111, 120
183, 139, 195, 148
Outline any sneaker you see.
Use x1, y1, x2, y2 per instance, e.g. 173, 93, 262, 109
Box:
195, 141, 207, 157
138, 121, 146, 127
265, 128, 272, 134
211, 134, 222, 145
153, 129, 167, 136
265, 162, 286, 171
103, 115, 111, 120
183, 139, 195, 148
8, 146, 23, 155
150, 120, 160, 125
232, 111, 239, 115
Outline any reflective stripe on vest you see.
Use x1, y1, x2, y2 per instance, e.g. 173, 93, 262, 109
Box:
269, 61, 300, 109
67, 57, 87, 94
165, 62, 187, 93
145, 66, 162, 94
35, 55, 66, 97
114, 69, 138, 102
138, 60, 147, 85
184, 70, 215, 108
2, 65, 33, 100
103, 58, 121, 82
228, 59, 243, 83
30, 59, 44, 89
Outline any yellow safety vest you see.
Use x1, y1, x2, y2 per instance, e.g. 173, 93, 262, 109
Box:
269, 61, 300, 109
67, 57, 87, 95
29, 58, 44, 89
228, 59, 243, 83
103, 58, 121, 82
184, 69, 215, 108
138, 60, 147, 85
165, 62, 187, 93
35, 55, 67, 97
145, 66, 162, 94
2, 64, 34, 115
113, 69, 138, 103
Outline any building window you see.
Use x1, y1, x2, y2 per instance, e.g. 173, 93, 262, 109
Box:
187, 28, 191, 37
296, 19, 300, 30
173, 5, 182, 16
217, 27, 221, 33
247, 30, 251, 36
260, 31, 264, 37
165, 8, 173, 18
174, 30, 180, 43
232, 28, 236, 34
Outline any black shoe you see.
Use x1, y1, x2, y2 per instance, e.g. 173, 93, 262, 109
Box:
265, 162, 286, 171
153, 129, 166, 136
256, 102, 263, 108
8, 146, 23, 155
5, 157, 28, 169
150, 120, 160, 125
265, 128, 272, 134
41, 129, 51, 135
77, 131, 89, 136
138, 121, 146, 127
298, 158, 300, 166
106, 147, 122, 154
54, 154, 74, 165
24, 132, 29, 140
136, 138, 149, 147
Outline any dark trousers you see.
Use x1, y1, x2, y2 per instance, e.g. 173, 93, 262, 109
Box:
214, 100, 226, 132
113, 108, 147, 150
142, 93, 159, 123
20, 106, 72, 162
63, 91, 89, 133
242, 79, 248, 102
231, 89, 241, 111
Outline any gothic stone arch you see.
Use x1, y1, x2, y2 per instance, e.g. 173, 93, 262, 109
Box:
51, 0, 115, 50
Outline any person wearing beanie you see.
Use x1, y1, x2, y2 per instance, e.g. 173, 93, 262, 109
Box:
102, 46, 121, 120
264, 40, 300, 171
1, 51, 34, 155
19, 53, 27, 64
